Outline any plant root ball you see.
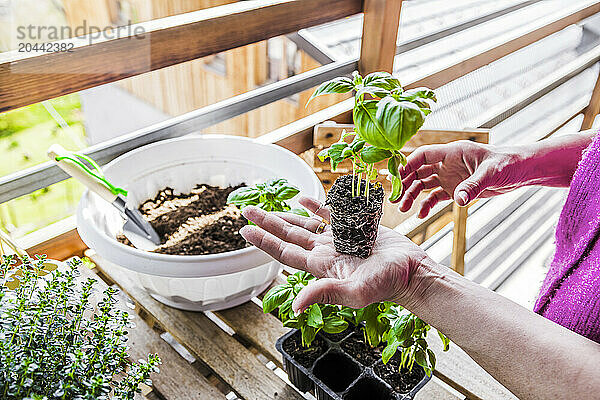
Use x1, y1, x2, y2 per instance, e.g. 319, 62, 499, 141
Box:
326, 175, 384, 258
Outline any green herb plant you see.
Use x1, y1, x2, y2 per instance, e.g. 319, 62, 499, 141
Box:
264, 272, 450, 377
262, 272, 349, 347
307, 71, 436, 202
227, 178, 309, 217
0, 255, 160, 400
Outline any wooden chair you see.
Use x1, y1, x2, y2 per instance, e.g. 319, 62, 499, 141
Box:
311, 122, 490, 274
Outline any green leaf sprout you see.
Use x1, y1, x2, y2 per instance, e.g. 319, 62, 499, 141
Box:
264, 271, 450, 377
227, 178, 309, 217
309, 71, 436, 202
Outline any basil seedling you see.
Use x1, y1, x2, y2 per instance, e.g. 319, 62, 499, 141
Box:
309, 71, 436, 202
227, 178, 309, 217
264, 272, 450, 376
263, 272, 349, 347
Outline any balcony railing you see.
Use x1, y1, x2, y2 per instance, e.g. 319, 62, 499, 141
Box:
2, 0, 600, 265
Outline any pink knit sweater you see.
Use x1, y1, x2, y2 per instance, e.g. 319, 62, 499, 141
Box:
533, 133, 600, 343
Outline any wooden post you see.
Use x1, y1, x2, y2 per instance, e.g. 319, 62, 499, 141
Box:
582, 69, 600, 130
451, 203, 468, 275
359, 0, 403, 74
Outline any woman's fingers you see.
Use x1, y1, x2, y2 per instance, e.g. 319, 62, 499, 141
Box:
398, 175, 441, 212
399, 144, 446, 178
242, 206, 316, 250
292, 278, 364, 313
395, 164, 437, 204
240, 225, 310, 271
453, 162, 494, 206
299, 196, 331, 221
418, 188, 451, 218
272, 211, 329, 233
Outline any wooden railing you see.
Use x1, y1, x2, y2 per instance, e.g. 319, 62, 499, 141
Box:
3, 0, 600, 269
0, 0, 362, 112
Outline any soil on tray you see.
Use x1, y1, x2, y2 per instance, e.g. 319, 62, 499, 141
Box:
373, 358, 426, 394
340, 331, 383, 367
283, 331, 327, 369
117, 184, 249, 256
326, 175, 384, 258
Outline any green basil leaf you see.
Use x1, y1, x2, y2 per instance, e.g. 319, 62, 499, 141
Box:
376, 97, 426, 151
350, 138, 366, 153
278, 297, 294, 320
382, 339, 400, 364
357, 303, 389, 347
341, 147, 354, 158
427, 349, 437, 371
360, 146, 392, 164
438, 331, 450, 351
400, 88, 437, 103
363, 71, 402, 91
355, 85, 390, 100
226, 187, 261, 205
301, 325, 318, 347
306, 305, 324, 329
317, 148, 330, 162
267, 178, 288, 188
353, 101, 393, 149
276, 185, 300, 200
422, 366, 433, 377
322, 317, 348, 334
339, 306, 356, 322
414, 348, 428, 369
390, 175, 403, 202
307, 77, 354, 105
392, 315, 415, 343
287, 208, 310, 217
388, 156, 400, 179
262, 285, 293, 313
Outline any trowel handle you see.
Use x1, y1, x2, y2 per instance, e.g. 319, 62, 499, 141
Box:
48, 144, 118, 204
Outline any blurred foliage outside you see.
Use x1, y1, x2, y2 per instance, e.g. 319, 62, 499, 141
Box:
0, 94, 88, 236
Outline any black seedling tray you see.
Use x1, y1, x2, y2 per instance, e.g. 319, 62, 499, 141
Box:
276, 327, 431, 400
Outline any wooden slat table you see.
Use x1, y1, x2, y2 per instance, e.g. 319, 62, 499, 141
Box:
80, 250, 516, 400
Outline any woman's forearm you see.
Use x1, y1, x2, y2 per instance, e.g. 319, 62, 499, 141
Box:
407, 258, 600, 400
505, 130, 596, 188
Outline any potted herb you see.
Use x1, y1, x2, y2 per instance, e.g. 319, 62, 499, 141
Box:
76, 136, 324, 311
307, 71, 436, 258
263, 272, 450, 399
227, 178, 309, 217
0, 254, 160, 399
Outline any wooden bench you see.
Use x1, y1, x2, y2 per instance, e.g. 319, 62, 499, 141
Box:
78, 248, 517, 400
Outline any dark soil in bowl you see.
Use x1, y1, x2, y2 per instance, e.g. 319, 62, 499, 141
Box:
340, 331, 383, 366
373, 359, 426, 394
117, 184, 250, 255
326, 175, 384, 258
283, 331, 327, 369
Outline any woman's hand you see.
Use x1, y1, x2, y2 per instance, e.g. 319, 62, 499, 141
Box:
397, 141, 527, 218
239, 197, 441, 314
398, 132, 597, 219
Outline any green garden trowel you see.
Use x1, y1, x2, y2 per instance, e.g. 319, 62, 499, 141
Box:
48, 144, 161, 251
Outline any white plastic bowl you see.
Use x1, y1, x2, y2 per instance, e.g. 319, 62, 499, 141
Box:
77, 135, 325, 311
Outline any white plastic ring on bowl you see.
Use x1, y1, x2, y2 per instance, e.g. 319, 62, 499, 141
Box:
76, 135, 325, 311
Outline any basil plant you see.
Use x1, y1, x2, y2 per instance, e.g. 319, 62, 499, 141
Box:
307, 71, 436, 201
